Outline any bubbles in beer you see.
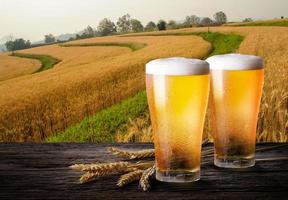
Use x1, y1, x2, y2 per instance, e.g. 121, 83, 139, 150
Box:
146, 57, 210, 75
206, 54, 263, 70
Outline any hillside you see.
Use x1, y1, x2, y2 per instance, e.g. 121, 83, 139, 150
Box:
0, 26, 287, 143
225, 18, 288, 27
0, 33, 211, 141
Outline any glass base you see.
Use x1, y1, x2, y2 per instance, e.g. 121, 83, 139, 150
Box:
214, 155, 255, 168
156, 169, 200, 183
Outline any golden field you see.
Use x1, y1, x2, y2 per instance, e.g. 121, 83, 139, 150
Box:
0, 26, 287, 142
118, 26, 288, 143
0, 35, 211, 141
0, 53, 41, 81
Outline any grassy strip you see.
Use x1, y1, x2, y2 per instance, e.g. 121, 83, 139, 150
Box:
121, 32, 243, 57
46, 91, 148, 143
228, 20, 288, 27
191, 32, 243, 56
12, 52, 61, 73
60, 42, 147, 51
46, 32, 243, 143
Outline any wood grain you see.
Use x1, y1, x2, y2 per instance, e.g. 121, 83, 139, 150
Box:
0, 143, 287, 200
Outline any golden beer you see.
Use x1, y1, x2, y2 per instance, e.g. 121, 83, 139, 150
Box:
207, 54, 264, 168
146, 57, 210, 182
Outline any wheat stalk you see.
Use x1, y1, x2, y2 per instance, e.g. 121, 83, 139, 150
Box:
117, 170, 144, 187
81, 161, 130, 173
70, 164, 87, 170
139, 165, 156, 191
108, 147, 155, 159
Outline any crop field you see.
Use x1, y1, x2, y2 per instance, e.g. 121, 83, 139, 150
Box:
0, 26, 287, 142
0, 34, 210, 141
224, 18, 288, 27
116, 26, 288, 143
0, 53, 41, 81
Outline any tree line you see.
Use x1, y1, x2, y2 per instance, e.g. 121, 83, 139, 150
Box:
74, 11, 228, 38
5, 11, 228, 51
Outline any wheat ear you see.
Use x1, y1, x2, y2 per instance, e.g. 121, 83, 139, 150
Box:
117, 170, 144, 187
139, 165, 156, 191
108, 147, 155, 159
80, 171, 112, 184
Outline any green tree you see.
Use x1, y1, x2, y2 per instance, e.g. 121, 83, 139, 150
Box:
157, 20, 167, 31
145, 21, 157, 31
214, 11, 227, 24
97, 18, 116, 36
167, 20, 177, 29
243, 18, 253, 22
44, 34, 56, 43
131, 19, 144, 32
184, 15, 200, 27
5, 38, 31, 51
201, 17, 213, 26
117, 14, 132, 33
84, 25, 95, 37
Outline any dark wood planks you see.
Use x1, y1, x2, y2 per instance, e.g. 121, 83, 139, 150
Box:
0, 143, 287, 200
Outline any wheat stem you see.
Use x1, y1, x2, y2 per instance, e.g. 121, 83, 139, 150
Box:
82, 161, 130, 173
108, 147, 155, 159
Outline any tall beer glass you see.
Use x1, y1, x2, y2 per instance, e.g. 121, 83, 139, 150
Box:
207, 54, 264, 168
146, 57, 210, 182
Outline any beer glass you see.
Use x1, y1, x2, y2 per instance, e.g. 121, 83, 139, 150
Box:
207, 54, 264, 168
146, 57, 210, 182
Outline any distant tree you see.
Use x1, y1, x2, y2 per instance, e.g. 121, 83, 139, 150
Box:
281, 16, 284, 19
184, 15, 200, 27
117, 14, 132, 33
84, 25, 95, 37
167, 20, 177, 29
201, 17, 213, 26
243, 18, 253, 22
157, 20, 167, 31
145, 21, 157, 31
97, 18, 116, 36
5, 38, 31, 51
131, 19, 144, 32
214, 11, 227, 24
44, 34, 56, 43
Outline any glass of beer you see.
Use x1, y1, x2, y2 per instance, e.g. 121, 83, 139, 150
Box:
207, 54, 264, 168
146, 57, 210, 182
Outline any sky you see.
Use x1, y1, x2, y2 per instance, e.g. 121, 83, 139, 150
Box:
0, 0, 287, 42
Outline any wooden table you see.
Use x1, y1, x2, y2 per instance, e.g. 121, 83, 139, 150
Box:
0, 143, 287, 200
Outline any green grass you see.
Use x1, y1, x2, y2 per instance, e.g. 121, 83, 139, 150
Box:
191, 32, 243, 57
46, 32, 243, 143
121, 32, 243, 57
46, 91, 148, 142
60, 42, 147, 51
12, 52, 61, 73
229, 20, 288, 27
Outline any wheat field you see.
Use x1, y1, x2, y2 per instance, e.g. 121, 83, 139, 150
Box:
117, 26, 288, 143
0, 35, 211, 141
0, 53, 41, 81
0, 26, 287, 142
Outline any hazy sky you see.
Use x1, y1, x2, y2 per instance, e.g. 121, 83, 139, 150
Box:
0, 0, 287, 42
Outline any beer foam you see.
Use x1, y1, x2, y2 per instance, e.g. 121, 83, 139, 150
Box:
146, 57, 210, 75
206, 54, 263, 70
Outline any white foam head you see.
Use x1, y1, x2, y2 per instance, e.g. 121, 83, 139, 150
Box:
146, 57, 210, 75
206, 54, 263, 70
